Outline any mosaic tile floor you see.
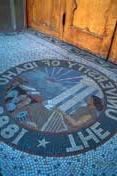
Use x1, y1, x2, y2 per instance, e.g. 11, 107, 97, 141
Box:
0, 30, 117, 176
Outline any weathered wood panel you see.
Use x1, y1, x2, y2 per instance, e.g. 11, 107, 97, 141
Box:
27, 0, 117, 59
27, 0, 65, 38
63, 0, 117, 57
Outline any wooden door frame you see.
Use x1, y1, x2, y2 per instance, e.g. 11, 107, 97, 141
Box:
107, 21, 117, 58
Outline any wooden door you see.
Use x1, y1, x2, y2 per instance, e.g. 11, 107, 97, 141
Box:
63, 0, 117, 58
108, 23, 117, 63
27, 0, 66, 38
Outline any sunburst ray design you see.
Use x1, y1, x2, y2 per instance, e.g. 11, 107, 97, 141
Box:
56, 70, 73, 79
44, 67, 49, 76
58, 76, 83, 81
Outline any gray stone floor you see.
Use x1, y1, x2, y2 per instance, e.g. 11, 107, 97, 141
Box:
0, 30, 117, 176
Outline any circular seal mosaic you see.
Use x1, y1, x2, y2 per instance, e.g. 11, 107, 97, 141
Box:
0, 59, 117, 156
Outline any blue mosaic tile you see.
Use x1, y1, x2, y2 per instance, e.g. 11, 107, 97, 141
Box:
0, 31, 117, 176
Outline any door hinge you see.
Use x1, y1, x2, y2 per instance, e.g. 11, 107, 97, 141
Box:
62, 13, 66, 26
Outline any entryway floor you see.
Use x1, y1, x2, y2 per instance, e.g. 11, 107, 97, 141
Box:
0, 30, 117, 176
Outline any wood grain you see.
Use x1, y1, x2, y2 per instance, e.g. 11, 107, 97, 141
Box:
27, 0, 117, 59
63, 0, 117, 58
27, 0, 66, 38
